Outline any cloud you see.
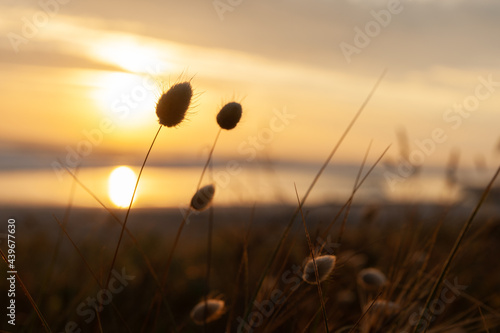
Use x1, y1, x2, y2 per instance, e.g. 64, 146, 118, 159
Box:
1, 0, 499, 171
3, 0, 499, 73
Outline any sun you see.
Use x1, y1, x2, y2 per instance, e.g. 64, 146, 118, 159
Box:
91, 71, 159, 127
93, 38, 166, 74
89, 38, 173, 127
108, 166, 137, 208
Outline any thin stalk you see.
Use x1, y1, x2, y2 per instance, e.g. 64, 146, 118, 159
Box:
412, 165, 500, 333
225, 205, 255, 333
348, 292, 382, 333
204, 203, 215, 331
53, 216, 133, 333
336, 140, 372, 248
161, 206, 192, 286
478, 306, 490, 333
161, 127, 221, 286
294, 184, 329, 333
301, 302, 329, 333
321, 144, 391, 238
149, 129, 222, 328
37, 166, 79, 305
60, 162, 176, 328
244, 69, 387, 319
1, 249, 53, 333
105, 125, 162, 288
197, 128, 221, 190
204, 158, 216, 331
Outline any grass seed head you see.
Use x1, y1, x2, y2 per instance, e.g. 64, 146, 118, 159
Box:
190, 299, 225, 325
302, 255, 336, 284
357, 268, 387, 291
190, 184, 215, 211
217, 102, 242, 130
156, 81, 192, 127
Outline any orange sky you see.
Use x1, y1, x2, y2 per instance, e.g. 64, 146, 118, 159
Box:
1, 0, 499, 206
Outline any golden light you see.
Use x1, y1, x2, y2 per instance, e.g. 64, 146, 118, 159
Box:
91, 71, 159, 127
108, 166, 137, 207
93, 38, 165, 74
88, 36, 174, 128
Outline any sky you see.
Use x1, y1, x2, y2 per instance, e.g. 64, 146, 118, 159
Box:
1, 0, 499, 207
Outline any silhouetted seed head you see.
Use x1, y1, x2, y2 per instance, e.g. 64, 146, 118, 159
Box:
156, 82, 192, 127
302, 255, 336, 284
357, 268, 387, 291
190, 184, 215, 211
190, 299, 225, 325
217, 102, 242, 130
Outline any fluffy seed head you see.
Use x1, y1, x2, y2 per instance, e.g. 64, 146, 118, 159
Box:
217, 102, 242, 130
302, 255, 336, 284
357, 268, 387, 291
156, 82, 192, 127
190, 299, 225, 325
190, 184, 215, 211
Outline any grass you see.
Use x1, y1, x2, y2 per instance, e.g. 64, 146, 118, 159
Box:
4, 198, 500, 332
3, 72, 500, 333
295, 183, 330, 332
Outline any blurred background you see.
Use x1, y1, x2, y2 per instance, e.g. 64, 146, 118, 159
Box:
1, 0, 500, 208
2, 2, 500, 332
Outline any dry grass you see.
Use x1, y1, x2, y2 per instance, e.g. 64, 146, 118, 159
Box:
4, 199, 500, 332
4, 70, 500, 333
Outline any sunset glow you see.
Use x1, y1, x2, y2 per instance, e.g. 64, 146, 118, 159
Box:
93, 39, 166, 74
91, 71, 160, 127
3, 3, 500, 332
108, 166, 136, 208
1, 0, 499, 208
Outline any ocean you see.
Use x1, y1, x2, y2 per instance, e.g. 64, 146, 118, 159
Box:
1, 160, 494, 209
